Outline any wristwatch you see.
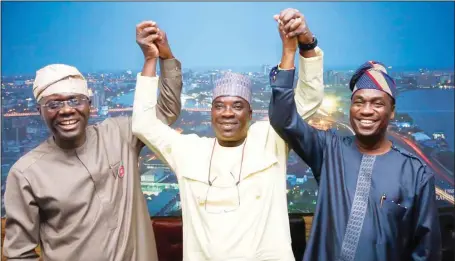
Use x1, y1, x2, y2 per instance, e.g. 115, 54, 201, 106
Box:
298, 36, 318, 51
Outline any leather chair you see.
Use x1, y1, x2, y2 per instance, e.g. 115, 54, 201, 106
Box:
439, 207, 455, 261
151, 214, 307, 261
151, 217, 183, 261
289, 214, 307, 261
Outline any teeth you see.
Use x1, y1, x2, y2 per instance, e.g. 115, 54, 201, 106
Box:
360, 120, 373, 124
60, 120, 77, 125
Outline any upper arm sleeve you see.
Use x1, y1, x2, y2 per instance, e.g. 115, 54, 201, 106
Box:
294, 47, 325, 119
155, 58, 183, 125
111, 59, 183, 151
3, 169, 41, 260
132, 74, 183, 173
269, 47, 328, 179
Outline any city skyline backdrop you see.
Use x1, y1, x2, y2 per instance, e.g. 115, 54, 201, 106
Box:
1, 1, 454, 215
1, 1, 455, 75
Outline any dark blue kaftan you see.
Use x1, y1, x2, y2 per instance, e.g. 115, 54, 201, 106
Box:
268, 67, 441, 261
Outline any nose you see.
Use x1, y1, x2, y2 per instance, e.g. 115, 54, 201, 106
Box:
359, 103, 374, 116
221, 106, 235, 117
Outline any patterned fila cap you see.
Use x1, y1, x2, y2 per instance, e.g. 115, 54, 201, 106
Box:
349, 61, 397, 100
212, 72, 252, 104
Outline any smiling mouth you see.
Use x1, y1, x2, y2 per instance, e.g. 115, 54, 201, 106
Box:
219, 122, 237, 130
358, 119, 376, 127
57, 119, 80, 131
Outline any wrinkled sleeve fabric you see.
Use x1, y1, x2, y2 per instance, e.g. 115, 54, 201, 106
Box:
3, 168, 41, 261
114, 58, 183, 151
132, 74, 184, 174
269, 47, 329, 180
410, 167, 442, 261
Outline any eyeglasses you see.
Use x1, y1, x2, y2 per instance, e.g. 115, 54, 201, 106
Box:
204, 172, 241, 214
41, 96, 90, 111
203, 138, 246, 214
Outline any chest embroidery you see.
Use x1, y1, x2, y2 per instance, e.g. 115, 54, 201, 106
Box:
118, 161, 125, 178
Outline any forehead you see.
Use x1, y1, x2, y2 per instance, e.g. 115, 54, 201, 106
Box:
41, 93, 85, 102
213, 96, 248, 104
352, 89, 389, 100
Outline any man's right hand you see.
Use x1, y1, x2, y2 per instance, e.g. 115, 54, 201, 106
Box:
274, 8, 313, 45
274, 9, 317, 58
155, 29, 174, 60
136, 21, 161, 61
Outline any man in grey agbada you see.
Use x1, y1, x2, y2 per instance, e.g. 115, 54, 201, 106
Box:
3, 21, 182, 261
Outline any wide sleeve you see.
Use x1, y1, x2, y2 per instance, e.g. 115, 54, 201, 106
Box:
2, 169, 41, 260
410, 166, 442, 261
269, 48, 328, 179
108, 58, 183, 151
131, 74, 183, 172
155, 58, 183, 125
294, 47, 325, 119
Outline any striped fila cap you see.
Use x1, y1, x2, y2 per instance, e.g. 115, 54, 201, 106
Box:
349, 61, 397, 100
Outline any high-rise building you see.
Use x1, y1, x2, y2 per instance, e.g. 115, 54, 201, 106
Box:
333, 72, 341, 85
325, 70, 341, 85
183, 70, 194, 82
11, 118, 27, 146
92, 86, 106, 111
92, 90, 100, 109
99, 86, 106, 106
262, 64, 271, 76
210, 73, 217, 87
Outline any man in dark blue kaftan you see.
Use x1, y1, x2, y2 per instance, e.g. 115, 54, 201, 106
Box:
268, 61, 442, 261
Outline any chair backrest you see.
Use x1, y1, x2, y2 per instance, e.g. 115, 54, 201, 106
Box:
289, 213, 307, 261
439, 207, 455, 261
151, 217, 183, 261
150, 215, 307, 261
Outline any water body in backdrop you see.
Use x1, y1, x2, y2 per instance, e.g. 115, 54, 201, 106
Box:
396, 88, 454, 149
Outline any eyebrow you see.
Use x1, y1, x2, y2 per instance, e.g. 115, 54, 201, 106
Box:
46, 95, 83, 101
353, 95, 385, 102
